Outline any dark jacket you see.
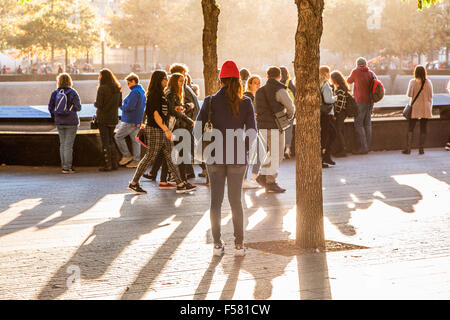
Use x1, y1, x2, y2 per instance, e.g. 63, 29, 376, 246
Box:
184, 84, 200, 122
94, 84, 122, 126
48, 87, 82, 126
254, 78, 288, 129
195, 87, 257, 165
166, 90, 194, 130
243, 91, 255, 104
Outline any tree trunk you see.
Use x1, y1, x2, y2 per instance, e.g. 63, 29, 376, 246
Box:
65, 48, 69, 72
51, 44, 55, 66
86, 50, 89, 64
134, 46, 138, 65
294, 0, 326, 250
201, 0, 220, 96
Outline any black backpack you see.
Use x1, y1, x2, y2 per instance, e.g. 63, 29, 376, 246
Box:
345, 92, 359, 117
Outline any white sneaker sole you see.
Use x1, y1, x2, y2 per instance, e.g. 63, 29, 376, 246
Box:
213, 248, 224, 256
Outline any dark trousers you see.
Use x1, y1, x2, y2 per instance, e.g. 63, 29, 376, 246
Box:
207, 164, 246, 246
333, 111, 347, 154
98, 124, 116, 168
320, 113, 336, 160
408, 118, 427, 134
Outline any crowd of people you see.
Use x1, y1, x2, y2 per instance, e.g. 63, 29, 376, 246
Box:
47, 58, 438, 257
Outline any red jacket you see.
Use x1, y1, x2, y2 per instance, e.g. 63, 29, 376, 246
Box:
347, 66, 375, 104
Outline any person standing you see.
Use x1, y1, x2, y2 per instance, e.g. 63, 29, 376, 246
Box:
195, 60, 256, 257
402, 65, 433, 155
48, 73, 82, 173
255, 66, 294, 193
242, 75, 262, 189
330, 70, 350, 157
347, 57, 377, 154
280, 66, 296, 159
240, 68, 250, 91
128, 70, 196, 194
115, 73, 146, 168
94, 68, 123, 172
319, 66, 337, 167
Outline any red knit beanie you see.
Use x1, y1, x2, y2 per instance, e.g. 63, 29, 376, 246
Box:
219, 60, 240, 79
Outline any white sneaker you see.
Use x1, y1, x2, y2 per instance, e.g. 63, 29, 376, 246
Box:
234, 244, 246, 257
119, 156, 133, 166
213, 241, 225, 256
242, 179, 259, 189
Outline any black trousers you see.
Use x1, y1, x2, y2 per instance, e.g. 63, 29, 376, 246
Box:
408, 118, 427, 134
333, 111, 347, 154
320, 113, 336, 160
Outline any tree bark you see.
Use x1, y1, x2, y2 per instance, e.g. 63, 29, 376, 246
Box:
294, 0, 326, 250
201, 0, 220, 96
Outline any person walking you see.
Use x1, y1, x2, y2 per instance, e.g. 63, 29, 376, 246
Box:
240, 68, 250, 91
115, 73, 146, 168
48, 73, 82, 173
255, 66, 294, 193
195, 60, 256, 257
347, 57, 378, 154
330, 70, 350, 157
242, 75, 262, 189
319, 66, 337, 167
128, 70, 196, 194
94, 68, 123, 172
280, 66, 296, 159
402, 65, 433, 155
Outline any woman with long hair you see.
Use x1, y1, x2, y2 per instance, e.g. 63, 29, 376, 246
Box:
48, 73, 82, 173
128, 70, 196, 194
280, 66, 296, 159
94, 68, 122, 171
195, 61, 256, 257
330, 70, 350, 157
242, 75, 262, 189
319, 65, 336, 168
402, 65, 433, 155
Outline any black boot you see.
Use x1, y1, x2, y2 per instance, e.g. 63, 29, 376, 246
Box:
419, 133, 426, 155
402, 132, 413, 155
110, 144, 119, 170
99, 146, 113, 172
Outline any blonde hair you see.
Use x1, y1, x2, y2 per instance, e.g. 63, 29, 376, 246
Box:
245, 75, 261, 92
57, 73, 72, 88
319, 65, 331, 84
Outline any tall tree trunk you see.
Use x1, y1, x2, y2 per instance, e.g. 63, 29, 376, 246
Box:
294, 0, 326, 250
51, 44, 55, 66
201, 0, 220, 96
86, 50, 89, 64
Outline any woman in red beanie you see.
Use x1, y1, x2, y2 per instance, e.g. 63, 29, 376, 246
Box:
195, 60, 257, 257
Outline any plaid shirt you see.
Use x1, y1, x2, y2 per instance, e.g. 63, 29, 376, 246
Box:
333, 88, 347, 114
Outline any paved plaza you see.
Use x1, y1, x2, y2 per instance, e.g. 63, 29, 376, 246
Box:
0, 149, 449, 300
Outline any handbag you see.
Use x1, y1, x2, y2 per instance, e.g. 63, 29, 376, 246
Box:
90, 115, 98, 129
136, 125, 148, 148
262, 86, 291, 132
195, 95, 214, 163
403, 80, 425, 119
345, 92, 359, 117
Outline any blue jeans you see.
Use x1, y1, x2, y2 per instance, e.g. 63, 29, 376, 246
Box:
207, 164, 246, 245
354, 103, 373, 152
56, 125, 78, 170
114, 121, 141, 162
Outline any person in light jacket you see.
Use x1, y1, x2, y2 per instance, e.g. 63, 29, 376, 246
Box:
402, 65, 433, 155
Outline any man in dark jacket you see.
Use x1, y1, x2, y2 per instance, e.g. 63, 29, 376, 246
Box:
255, 66, 294, 193
115, 73, 146, 168
347, 57, 377, 154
